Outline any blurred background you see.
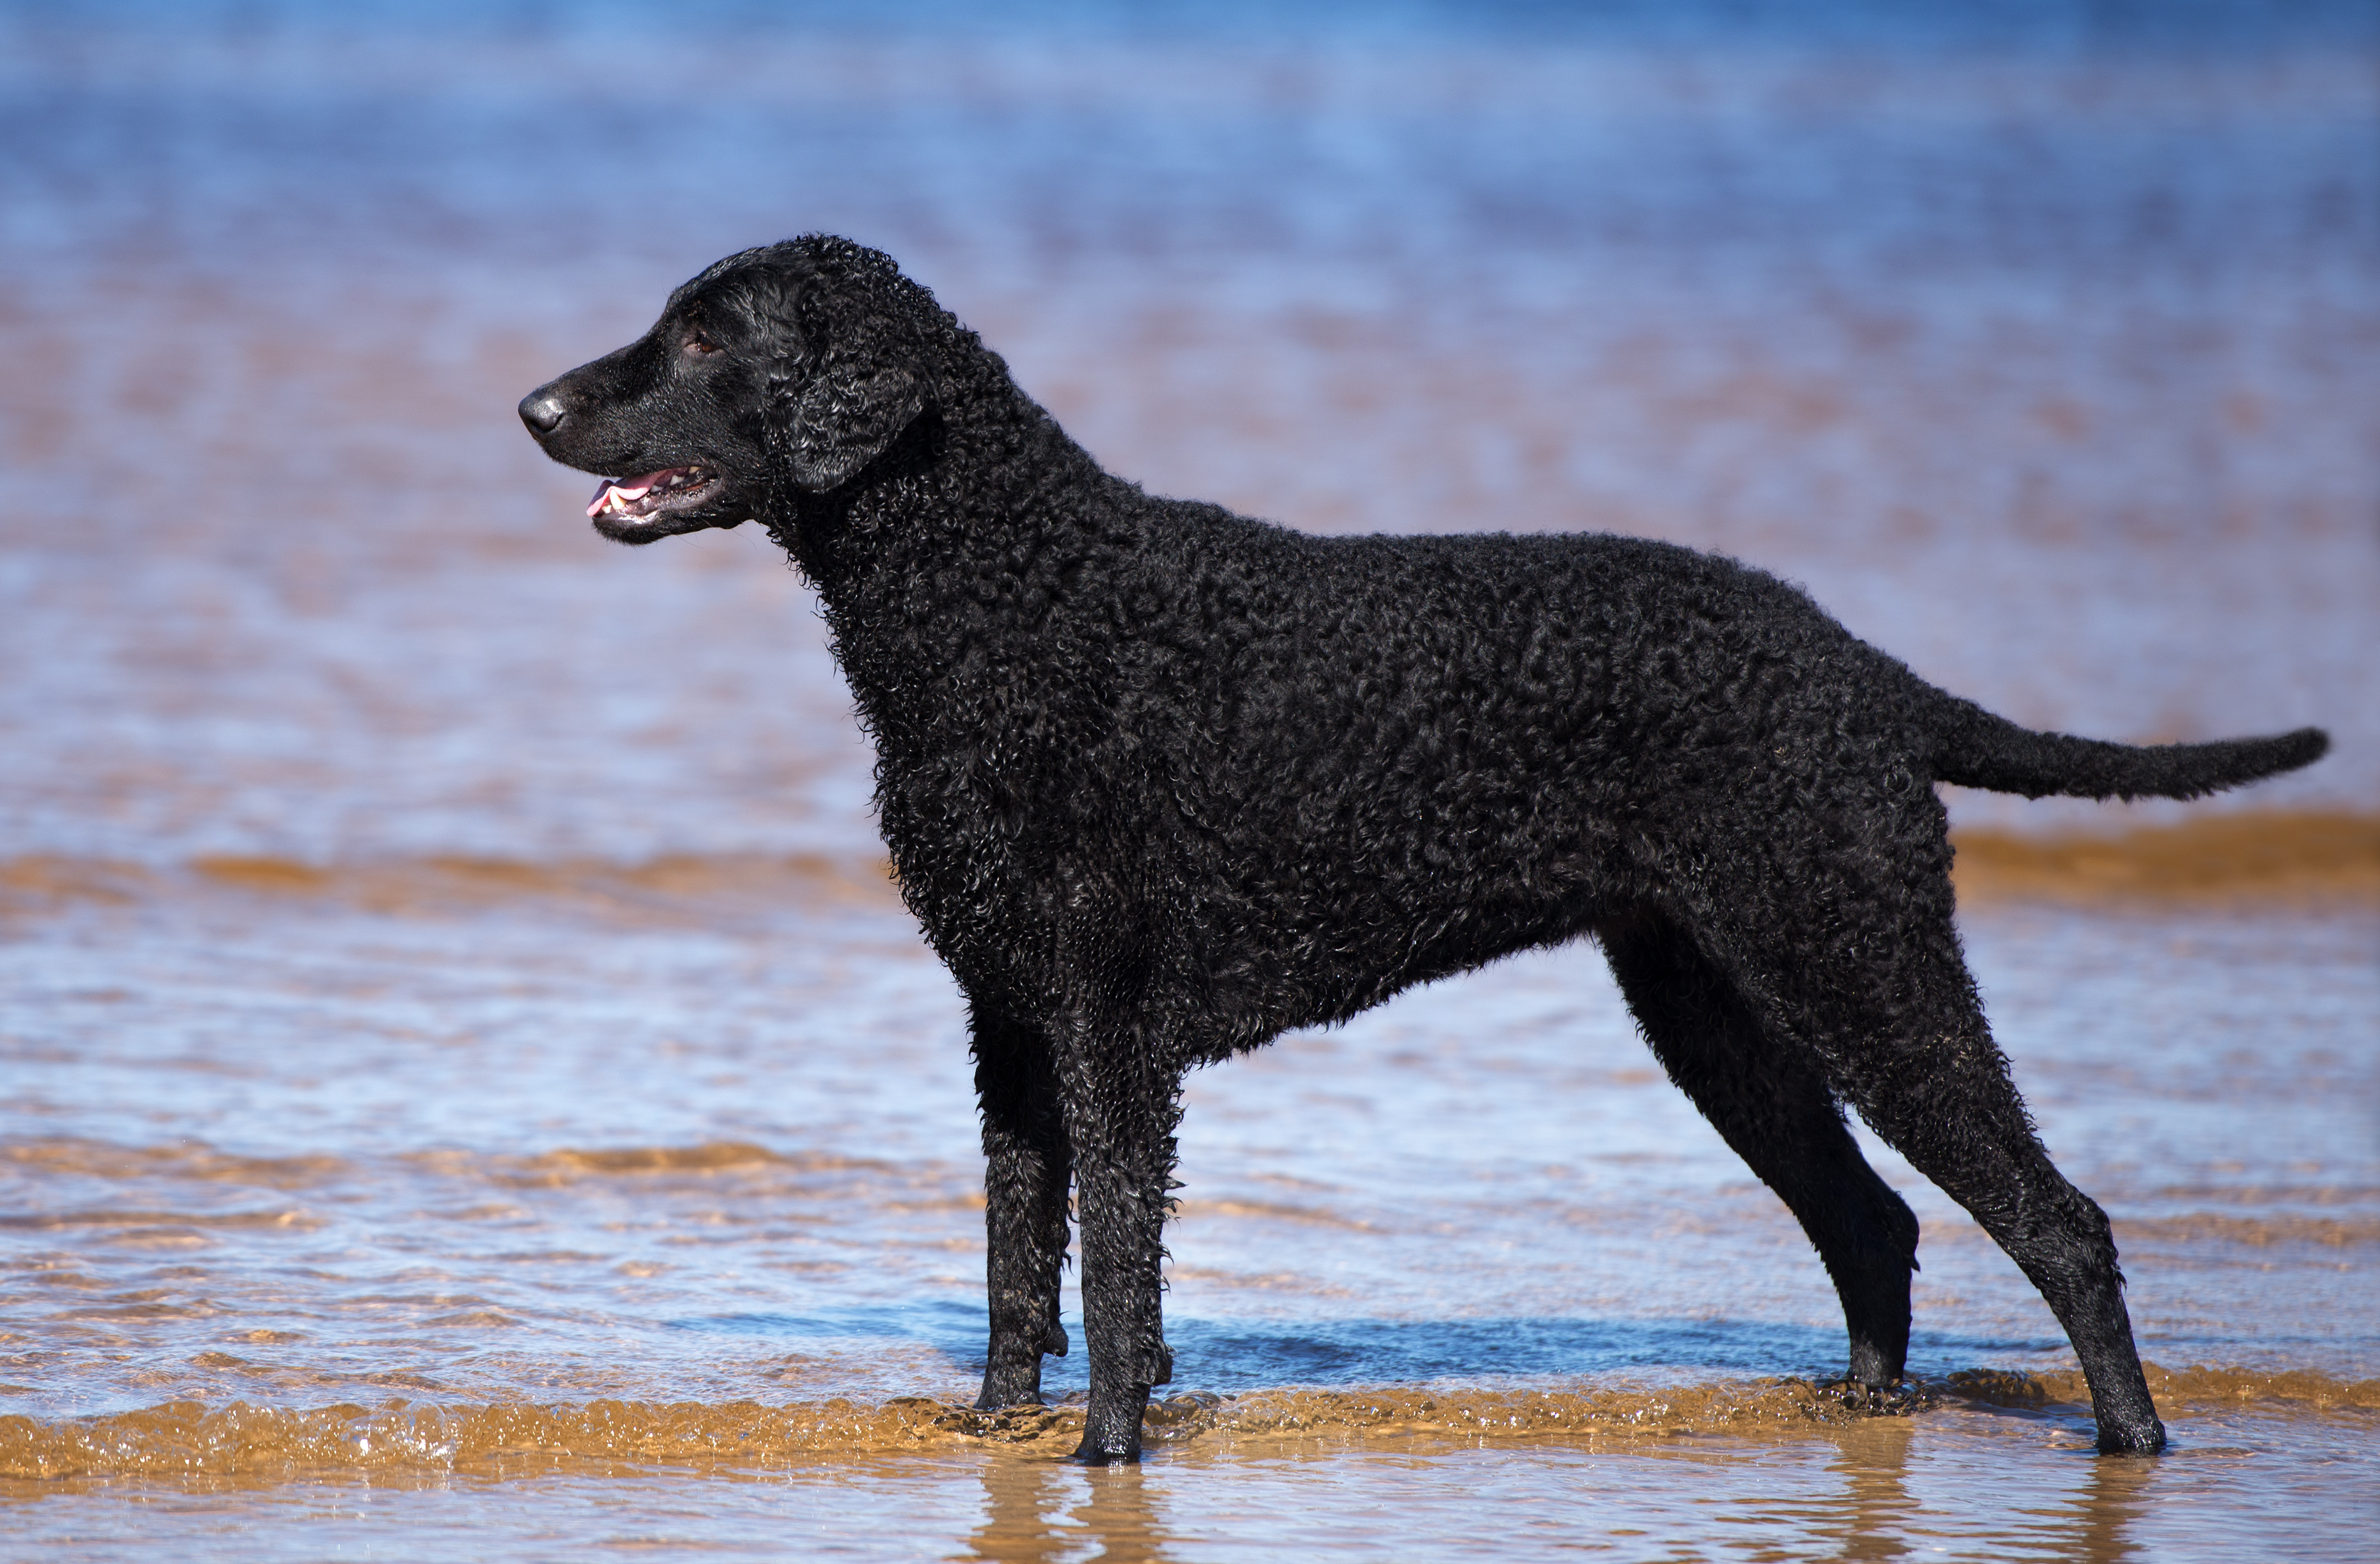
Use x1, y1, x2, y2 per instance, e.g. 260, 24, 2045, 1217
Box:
2, 0, 2371, 864
1, 6, 2375, 1554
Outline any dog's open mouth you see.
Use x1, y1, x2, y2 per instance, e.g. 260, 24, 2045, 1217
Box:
586, 466, 723, 523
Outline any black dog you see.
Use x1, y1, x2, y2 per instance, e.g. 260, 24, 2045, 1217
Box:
520, 236, 2325, 1462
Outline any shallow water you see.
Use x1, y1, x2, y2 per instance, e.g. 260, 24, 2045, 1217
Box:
3, 870, 2374, 1555
3, 0, 2376, 1556
3, 868, 2376, 1415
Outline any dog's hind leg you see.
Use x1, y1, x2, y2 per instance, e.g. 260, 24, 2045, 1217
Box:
1602, 910, 1920, 1388
970, 1008, 1074, 1410
1699, 888, 2166, 1455
1851, 1029, 2163, 1452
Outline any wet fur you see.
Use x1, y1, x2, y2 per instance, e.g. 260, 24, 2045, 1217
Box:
522, 236, 2328, 1461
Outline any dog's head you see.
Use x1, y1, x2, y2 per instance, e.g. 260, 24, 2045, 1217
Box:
519, 236, 936, 544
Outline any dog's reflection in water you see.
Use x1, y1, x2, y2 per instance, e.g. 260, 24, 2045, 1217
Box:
954, 1422, 2162, 1563
967, 1455, 1170, 1564
1813, 1418, 2159, 1564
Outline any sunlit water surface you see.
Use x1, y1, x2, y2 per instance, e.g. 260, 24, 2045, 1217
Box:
2, 0, 2375, 1557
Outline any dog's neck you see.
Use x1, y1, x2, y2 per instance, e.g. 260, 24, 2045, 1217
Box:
768, 352, 1106, 580
763, 367, 1129, 760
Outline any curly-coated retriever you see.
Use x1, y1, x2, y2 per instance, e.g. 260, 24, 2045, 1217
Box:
520, 236, 2326, 1462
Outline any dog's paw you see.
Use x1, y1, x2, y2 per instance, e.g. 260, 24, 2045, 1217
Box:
1816, 1377, 1937, 1417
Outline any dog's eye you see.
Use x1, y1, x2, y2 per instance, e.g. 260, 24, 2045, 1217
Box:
684, 327, 722, 357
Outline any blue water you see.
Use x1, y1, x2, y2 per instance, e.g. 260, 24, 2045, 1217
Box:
1, 4, 2374, 1558
2, 0, 2371, 867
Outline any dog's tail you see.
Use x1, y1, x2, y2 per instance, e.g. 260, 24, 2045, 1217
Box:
1923, 691, 2328, 802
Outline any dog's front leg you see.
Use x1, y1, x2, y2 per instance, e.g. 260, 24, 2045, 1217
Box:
1058, 1037, 1180, 1464
972, 1011, 1074, 1410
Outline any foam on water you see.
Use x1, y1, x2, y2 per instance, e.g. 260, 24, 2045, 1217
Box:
7, 1368, 2377, 1483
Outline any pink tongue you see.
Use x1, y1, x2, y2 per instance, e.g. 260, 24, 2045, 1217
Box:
584, 468, 682, 518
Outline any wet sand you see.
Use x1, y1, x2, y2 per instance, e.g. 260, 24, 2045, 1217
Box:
1951, 814, 2380, 905
4, 1, 2376, 1557
7, 807, 2373, 924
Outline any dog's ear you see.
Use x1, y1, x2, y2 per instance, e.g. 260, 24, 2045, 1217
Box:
786, 363, 924, 493
774, 278, 928, 493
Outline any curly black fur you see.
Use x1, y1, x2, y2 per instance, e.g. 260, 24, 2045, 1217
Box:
520, 236, 2327, 1461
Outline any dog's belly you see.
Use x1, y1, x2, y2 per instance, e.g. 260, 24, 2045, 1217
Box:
1148, 834, 1624, 1049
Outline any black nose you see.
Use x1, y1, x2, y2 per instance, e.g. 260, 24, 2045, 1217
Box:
519, 391, 567, 436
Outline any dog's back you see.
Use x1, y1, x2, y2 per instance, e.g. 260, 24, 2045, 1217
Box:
1046, 513, 1917, 1041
